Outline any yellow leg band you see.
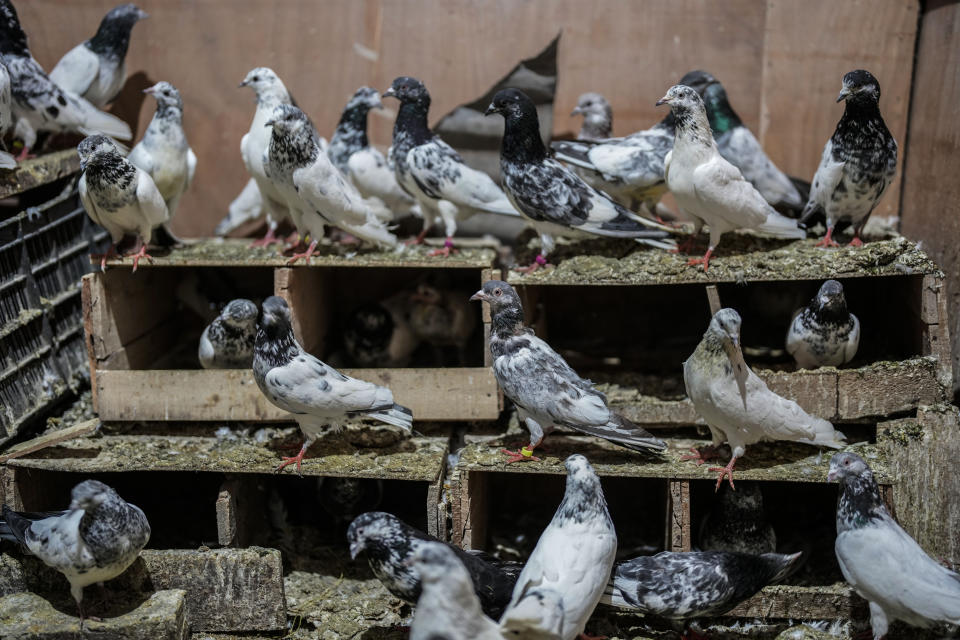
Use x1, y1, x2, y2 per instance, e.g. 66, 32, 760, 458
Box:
521, 447, 534, 457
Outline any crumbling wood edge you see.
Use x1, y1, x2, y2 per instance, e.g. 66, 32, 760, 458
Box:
724, 584, 868, 620
919, 273, 953, 392
426, 441, 451, 540
451, 469, 489, 549
705, 284, 722, 315
0, 418, 99, 463
666, 479, 692, 552
215, 475, 269, 548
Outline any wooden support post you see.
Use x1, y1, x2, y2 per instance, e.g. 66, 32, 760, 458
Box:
216, 480, 239, 547
705, 285, 722, 315
426, 443, 450, 540
452, 470, 489, 549
880, 484, 897, 522
667, 479, 691, 552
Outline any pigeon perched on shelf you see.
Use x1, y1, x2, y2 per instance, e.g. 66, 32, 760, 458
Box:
830, 452, 960, 639
0, 59, 16, 168
472, 280, 666, 462
408, 281, 478, 364
486, 88, 675, 273
198, 298, 258, 369
571, 92, 612, 142
253, 296, 412, 473
699, 481, 776, 555
799, 70, 898, 247
683, 308, 846, 489
343, 298, 420, 368
49, 4, 148, 108
786, 280, 860, 369
383, 76, 522, 257
77, 134, 168, 271
0, 479, 150, 624
347, 511, 520, 618
656, 84, 805, 271
0, 0, 132, 156
317, 477, 382, 526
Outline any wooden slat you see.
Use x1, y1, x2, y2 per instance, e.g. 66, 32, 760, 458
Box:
0, 149, 79, 199
724, 583, 865, 620
0, 419, 99, 463
275, 267, 330, 356
667, 479, 691, 552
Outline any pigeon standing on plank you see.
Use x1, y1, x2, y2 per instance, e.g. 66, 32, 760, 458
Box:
198, 298, 258, 369
49, 4, 148, 108
657, 85, 804, 271
253, 296, 412, 473
0, 480, 150, 624
699, 481, 776, 555
571, 92, 612, 141
486, 88, 675, 273
78, 134, 168, 272
683, 308, 846, 489
0, 59, 16, 168
472, 280, 665, 463
800, 70, 898, 247
830, 452, 960, 639
786, 279, 860, 369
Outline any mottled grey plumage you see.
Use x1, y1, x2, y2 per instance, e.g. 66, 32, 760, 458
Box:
572, 92, 612, 142
786, 280, 859, 369
700, 482, 776, 555
198, 298, 258, 369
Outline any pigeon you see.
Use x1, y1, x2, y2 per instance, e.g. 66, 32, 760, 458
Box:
571, 92, 612, 141
499, 587, 566, 640
48, 4, 148, 108
253, 296, 412, 473
216, 177, 264, 236
682, 308, 846, 489
486, 88, 674, 273
0, 0, 132, 155
656, 84, 805, 271
77, 134, 169, 271
799, 70, 898, 247
472, 280, 665, 462
383, 76, 521, 257
343, 297, 420, 368
408, 281, 478, 364
198, 298, 258, 369
699, 481, 776, 555
0, 479, 150, 623
0, 59, 16, 168
347, 511, 520, 618
316, 477, 382, 526
506, 454, 617, 640
830, 452, 960, 639
786, 280, 860, 369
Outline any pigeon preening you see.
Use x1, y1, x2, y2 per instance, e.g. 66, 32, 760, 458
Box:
506, 454, 617, 640
699, 481, 776, 555
0, 0, 132, 156
800, 70, 898, 247
786, 279, 860, 369
0, 59, 15, 168
78, 134, 169, 272
49, 3, 148, 108
656, 84, 805, 271
830, 452, 960, 639
383, 76, 522, 257
253, 296, 412, 473
198, 298, 258, 369
471, 280, 666, 463
683, 309, 846, 489
486, 88, 675, 274
571, 92, 612, 141
343, 298, 420, 368
346, 511, 520, 619
0, 479, 150, 624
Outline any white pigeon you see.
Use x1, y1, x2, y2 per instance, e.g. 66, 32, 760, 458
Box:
0, 58, 16, 168
683, 308, 846, 489
786, 279, 860, 369
656, 84, 804, 271
215, 177, 263, 235
506, 454, 617, 640
830, 452, 960, 639
571, 92, 612, 142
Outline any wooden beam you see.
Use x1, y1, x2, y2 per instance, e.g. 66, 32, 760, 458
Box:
705, 285, 722, 315
667, 479, 691, 552
215, 481, 238, 547
0, 419, 99, 463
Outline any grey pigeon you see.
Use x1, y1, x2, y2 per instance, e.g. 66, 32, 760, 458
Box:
683, 309, 846, 489
472, 280, 665, 463
0, 479, 150, 623
216, 176, 263, 236
800, 70, 898, 247
253, 296, 412, 473
198, 298, 258, 369
830, 452, 960, 639
0, 59, 15, 168
571, 92, 612, 141
699, 481, 776, 555
49, 4, 148, 108
786, 280, 859, 369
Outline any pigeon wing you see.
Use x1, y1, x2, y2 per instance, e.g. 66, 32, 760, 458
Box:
691, 154, 770, 230
408, 140, 518, 216
49, 43, 99, 99
135, 169, 170, 228
265, 352, 394, 415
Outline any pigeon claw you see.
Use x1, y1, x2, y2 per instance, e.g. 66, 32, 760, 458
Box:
250, 228, 282, 247
501, 447, 540, 464
275, 452, 306, 475
128, 245, 153, 273
687, 248, 713, 272
405, 229, 430, 246
286, 239, 319, 265
708, 458, 738, 491
92, 245, 119, 271
679, 446, 722, 466
848, 236, 864, 248
427, 237, 459, 258
815, 227, 839, 248
516, 254, 552, 274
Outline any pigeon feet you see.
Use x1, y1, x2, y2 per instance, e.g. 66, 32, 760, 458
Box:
501, 447, 541, 464
516, 254, 552, 274
127, 244, 153, 272
92, 245, 120, 271
15, 145, 34, 161
815, 227, 839, 248
848, 236, 864, 247
286, 239, 319, 265
708, 457, 738, 491
251, 228, 282, 247
275, 443, 309, 475
428, 237, 459, 257
680, 445, 723, 466
405, 229, 430, 246
687, 248, 714, 272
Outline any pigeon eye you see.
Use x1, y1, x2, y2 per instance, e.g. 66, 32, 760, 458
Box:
494, 289, 502, 296
253, 76, 260, 82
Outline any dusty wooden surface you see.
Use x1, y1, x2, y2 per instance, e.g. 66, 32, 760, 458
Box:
0, 419, 98, 463
667, 479, 691, 552
0, 149, 79, 199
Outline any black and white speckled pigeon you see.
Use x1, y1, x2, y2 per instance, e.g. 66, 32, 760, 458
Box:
572, 92, 612, 142
800, 70, 898, 247
0, 480, 150, 623
343, 297, 420, 368
786, 280, 860, 369
830, 452, 960, 639
49, 4, 148, 108
253, 296, 412, 473
198, 298, 258, 369
472, 280, 666, 463
699, 481, 776, 555
347, 511, 520, 619
0, 59, 15, 168
486, 89, 674, 274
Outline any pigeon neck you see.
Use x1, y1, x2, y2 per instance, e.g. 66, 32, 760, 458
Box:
578, 113, 612, 141
699, 327, 728, 355
254, 322, 299, 369
84, 155, 137, 191
78, 499, 147, 562
154, 101, 183, 124
671, 104, 714, 150
394, 101, 432, 149
556, 474, 611, 525
842, 97, 883, 122
88, 15, 136, 59
329, 107, 369, 171
271, 125, 320, 171
703, 88, 742, 135
811, 300, 848, 325
0, 10, 28, 56
257, 85, 292, 110
490, 305, 525, 339
500, 112, 547, 164
836, 471, 886, 533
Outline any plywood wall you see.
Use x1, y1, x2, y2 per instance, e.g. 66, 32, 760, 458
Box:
17, 0, 918, 236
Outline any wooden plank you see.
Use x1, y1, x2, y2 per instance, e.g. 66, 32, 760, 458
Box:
215, 481, 238, 547
758, 368, 838, 421
724, 583, 865, 620
837, 358, 943, 419
667, 479, 691, 552
705, 285, 721, 316
0, 149, 79, 199
463, 471, 489, 550
275, 267, 329, 356
919, 274, 953, 391
0, 418, 99, 463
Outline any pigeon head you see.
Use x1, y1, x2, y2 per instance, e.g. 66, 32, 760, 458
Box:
221, 299, 259, 329
557, 454, 609, 524
77, 135, 122, 169
827, 451, 872, 482
485, 88, 537, 121
763, 551, 804, 583
837, 69, 881, 104
470, 280, 522, 314
411, 541, 460, 584
656, 84, 705, 112
144, 81, 183, 113
678, 70, 717, 94
259, 296, 293, 332
571, 92, 610, 119
346, 86, 383, 112
708, 308, 742, 348
346, 511, 402, 559
0, 0, 28, 56
69, 479, 119, 512
410, 283, 443, 305
239, 67, 283, 95
383, 76, 430, 108
813, 279, 848, 318
89, 4, 148, 57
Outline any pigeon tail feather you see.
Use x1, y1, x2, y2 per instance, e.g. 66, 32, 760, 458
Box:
78, 108, 133, 141
363, 403, 413, 431
551, 142, 596, 170
757, 209, 806, 239
0, 505, 32, 546
800, 420, 846, 449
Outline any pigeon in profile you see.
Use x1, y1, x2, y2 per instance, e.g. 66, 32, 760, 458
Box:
506, 454, 617, 640
830, 452, 960, 639
683, 309, 846, 489
571, 92, 612, 141
408, 281, 478, 364
343, 298, 420, 368
78, 134, 168, 271
383, 76, 521, 257
198, 298, 258, 369
786, 280, 860, 369
49, 3, 148, 108
0, 0, 132, 156
472, 280, 665, 462
253, 296, 412, 473
800, 70, 897, 247
0, 59, 16, 168
656, 84, 805, 271
699, 481, 776, 555
486, 89, 674, 273
347, 511, 519, 618
0, 479, 150, 623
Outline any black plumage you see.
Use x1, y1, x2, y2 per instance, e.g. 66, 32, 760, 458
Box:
786, 279, 860, 369
699, 481, 776, 555
327, 86, 378, 173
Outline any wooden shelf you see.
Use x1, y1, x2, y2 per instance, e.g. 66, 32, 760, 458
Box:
0, 149, 79, 199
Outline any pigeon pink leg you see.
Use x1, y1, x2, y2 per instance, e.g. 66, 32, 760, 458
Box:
848, 235, 864, 247
708, 456, 738, 491
671, 235, 698, 254
501, 437, 543, 464
127, 241, 153, 273
815, 226, 839, 248
428, 237, 459, 257
680, 445, 724, 466
516, 254, 552, 274
687, 247, 714, 271
250, 227, 282, 247
275, 440, 310, 475
286, 239, 319, 265
405, 228, 430, 246
92, 244, 119, 271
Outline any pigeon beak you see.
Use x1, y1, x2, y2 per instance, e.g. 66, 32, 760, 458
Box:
571, 106, 584, 116
836, 86, 852, 103
264, 119, 276, 128
469, 290, 488, 302
655, 95, 671, 107
827, 469, 838, 482
483, 103, 498, 117
238, 80, 248, 88
382, 87, 397, 99
143, 86, 156, 95
349, 542, 362, 560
